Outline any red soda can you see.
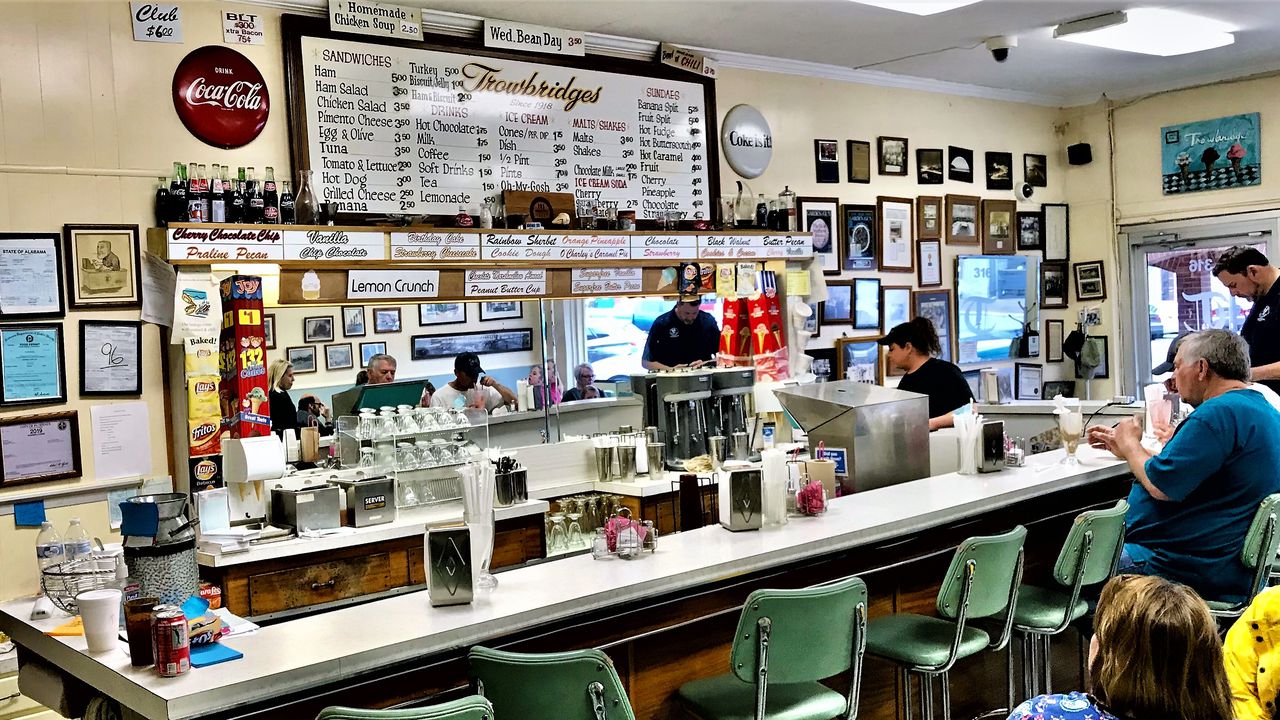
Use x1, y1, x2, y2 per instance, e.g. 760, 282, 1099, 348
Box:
151, 608, 190, 677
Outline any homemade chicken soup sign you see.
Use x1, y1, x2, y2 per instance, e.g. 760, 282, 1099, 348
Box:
299, 35, 711, 219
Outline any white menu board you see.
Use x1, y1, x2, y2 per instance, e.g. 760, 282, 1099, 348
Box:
298, 35, 710, 220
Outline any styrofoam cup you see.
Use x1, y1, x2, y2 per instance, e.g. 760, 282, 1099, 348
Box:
76, 589, 122, 653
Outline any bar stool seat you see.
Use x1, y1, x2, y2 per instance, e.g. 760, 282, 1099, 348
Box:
1012, 586, 1088, 631
678, 675, 846, 720
865, 615, 991, 668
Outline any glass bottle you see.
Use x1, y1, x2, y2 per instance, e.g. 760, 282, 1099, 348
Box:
295, 169, 319, 225
228, 167, 247, 223
262, 166, 279, 224
279, 181, 295, 224
169, 162, 188, 223
245, 167, 264, 223
154, 177, 170, 227
779, 185, 797, 231
210, 165, 226, 223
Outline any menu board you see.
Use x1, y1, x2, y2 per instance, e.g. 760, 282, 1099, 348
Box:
295, 34, 711, 220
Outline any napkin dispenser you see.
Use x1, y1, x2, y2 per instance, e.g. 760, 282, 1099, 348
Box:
270, 484, 340, 532
718, 468, 763, 532
426, 525, 473, 607
978, 420, 1006, 473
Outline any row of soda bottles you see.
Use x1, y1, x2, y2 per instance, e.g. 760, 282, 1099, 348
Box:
34, 518, 93, 569
154, 162, 319, 227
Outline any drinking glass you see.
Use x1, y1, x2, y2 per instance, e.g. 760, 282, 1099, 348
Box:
548, 514, 568, 552
1058, 408, 1084, 465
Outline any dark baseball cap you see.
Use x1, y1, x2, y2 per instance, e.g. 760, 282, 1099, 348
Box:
1152, 332, 1190, 375
455, 352, 484, 377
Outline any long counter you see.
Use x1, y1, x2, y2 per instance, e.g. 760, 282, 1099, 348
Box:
0, 447, 1130, 720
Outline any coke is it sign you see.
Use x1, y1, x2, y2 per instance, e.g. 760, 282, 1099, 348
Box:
172, 46, 269, 149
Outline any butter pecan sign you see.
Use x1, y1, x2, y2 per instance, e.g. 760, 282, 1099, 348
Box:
172, 46, 270, 149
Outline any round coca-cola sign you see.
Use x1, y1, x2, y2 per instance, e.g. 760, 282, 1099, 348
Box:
172, 46, 269, 149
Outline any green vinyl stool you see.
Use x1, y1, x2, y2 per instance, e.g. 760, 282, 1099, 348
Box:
469, 646, 635, 720
676, 575, 869, 720
316, 695, 494, 720
1206, 493, 1280, 623
1011, 500, 1127, 702
865, 526, 1026, 720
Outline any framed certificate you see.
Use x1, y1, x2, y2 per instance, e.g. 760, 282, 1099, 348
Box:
79, 320, 143, 396
876, 196, 915, 273
0, 233, 66, 320
0, 324, 66, 406
0, 411, 81, 486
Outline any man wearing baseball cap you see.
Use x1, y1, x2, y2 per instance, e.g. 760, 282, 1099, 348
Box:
430, 351, 517, 412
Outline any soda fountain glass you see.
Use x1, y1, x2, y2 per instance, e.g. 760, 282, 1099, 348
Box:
1058, 407, 1084, 465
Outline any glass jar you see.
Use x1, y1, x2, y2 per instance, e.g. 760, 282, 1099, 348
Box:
591, 528, 611, 560
642, 520, 657, 553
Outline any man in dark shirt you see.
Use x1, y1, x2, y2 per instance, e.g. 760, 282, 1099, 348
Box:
642, 298, 720, 371
879, 318, 973, 430
1214, 246, 1280, 392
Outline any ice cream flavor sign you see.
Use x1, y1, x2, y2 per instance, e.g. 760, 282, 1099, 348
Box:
1161, 112, 1261, 195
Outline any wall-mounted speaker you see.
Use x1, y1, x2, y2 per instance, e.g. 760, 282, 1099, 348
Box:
1067, 143, 1093, 166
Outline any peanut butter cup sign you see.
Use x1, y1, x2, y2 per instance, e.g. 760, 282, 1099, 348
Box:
172, 46, 269, 149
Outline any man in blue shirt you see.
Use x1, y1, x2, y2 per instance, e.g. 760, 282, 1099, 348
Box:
1087, 328, 1280, 602
642, 298, 720, 371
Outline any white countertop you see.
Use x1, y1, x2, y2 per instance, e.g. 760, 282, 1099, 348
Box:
0, 447, 1128, 720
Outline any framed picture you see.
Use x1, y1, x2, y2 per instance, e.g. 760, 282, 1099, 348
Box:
847, 140, 871, 183
1075, 336, 1110, 379
835, 337, 883, 384
419, 302, 466, 326
912, 289, 954, 363
814, 139, 839, 183
0, 233, 65, 320
1016, 211, 1044, 252
287, 346, 317, 374
1014, 363, 1043, 400
411, 329, 534, 360
917, 240, 943, 288
1024, 153, 1048, 187
881, 285, 912, 334
62, 224, 141, 309
963, 369, 983, 400
798, 197, 840, 275
325, 343, 354, 371
841, 204, 876, 271
948, 146, 974, 183
480, 301, 523, 321
1043, 380, 1076, 399
373, 307, 402, 333
916, 148, 944, 185
0, 411, 81, 487
79, 320, 142, 396
360, 341, 387, 366
1161, 113, 1260, 195
820, 281, 853, 324
878, 136, 909, 176
1045, 319, 1065, 362
945, 194, 980, 245
1043, 203, 1070, 261
341, 306, 366, 337
304, 316, 334, 343
1041, 260, 1068, 308
916, 195, 943, 240
263, 314, 276, 349
985, 151, 1014, 191
1074, 260, 1107, 300
853, 278, 881, 330
0, 324, 66, 406
803, 302, 821, 337
981, 199, 1017, 255
876, 196, 915, 273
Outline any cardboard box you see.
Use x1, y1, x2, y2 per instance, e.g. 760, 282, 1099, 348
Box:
218, 275, 270, 439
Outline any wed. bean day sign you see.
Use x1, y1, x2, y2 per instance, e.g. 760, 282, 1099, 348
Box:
1161, 112, 1261, 195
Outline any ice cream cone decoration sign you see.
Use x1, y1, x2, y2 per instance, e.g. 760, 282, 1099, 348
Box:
748, 271, 789, 382
717, 297, 751, 367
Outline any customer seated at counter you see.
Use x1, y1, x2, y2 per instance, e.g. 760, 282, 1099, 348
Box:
1087, 329, 1280, 603
431, 352, 517, 413
562, 363, 605, 402
527, 360, 561, 406
297, 394, 334, 437
878, 317, 973, 431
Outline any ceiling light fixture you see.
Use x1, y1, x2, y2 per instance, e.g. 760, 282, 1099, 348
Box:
848, 0, 983, 17
1054, 9, 1234, 56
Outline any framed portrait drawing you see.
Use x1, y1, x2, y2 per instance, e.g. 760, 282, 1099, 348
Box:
419, 303, 466, 326
263, 314, 276, 349
798, 197, 840, 275
480, 301, 523, 321
342, 306, 366, 337
847, 140, 871, 183
287, 346, 317, 374
917, 240, 943, 288
1043, 203, 1070, 261
981, 199, 1017, 255
853, 278, 881, 330
814, 139, 839, 183
62, 224, 141, 309
948, 146, 974, 183
1074, 260, 1107, 301
877, 136, 909, 176
881, 285, 912, 334
819, 281, 853, 325
360, 342, 387, 366
985, 151, 1014, 191
325, 343, 354, 371
0, 324, 66, 406
1016, 211, 1044, 252
1014, 363, 1043, 400
79, 320, 142, 396
1025, 153, 1048, 187
1041, 260, 1069, 308
916, 149, 944, 185
912, 289, 954, 363
304, 316, 334, 343
916, 195, 943, 240
1043, 380, 1076, 399
841, 204, 876, 271
373, 307, 402, 333
0, 233, 65, 320
945, 194, 980, 245
1045, 319, 1065, 362
0, 411, 82, 487
876, 196, 915, 273
835, 337, 882, 385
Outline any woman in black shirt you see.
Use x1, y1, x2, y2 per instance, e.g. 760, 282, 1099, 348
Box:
267, 358, 300, 438
878, 317, 973, 431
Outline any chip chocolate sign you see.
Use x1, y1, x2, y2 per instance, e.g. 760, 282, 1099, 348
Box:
172, 46, 269, 149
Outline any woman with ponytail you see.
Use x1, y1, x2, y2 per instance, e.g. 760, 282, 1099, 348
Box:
878, 316, 973, 430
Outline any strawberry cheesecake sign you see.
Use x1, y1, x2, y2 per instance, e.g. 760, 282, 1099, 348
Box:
172, 46, 269, 149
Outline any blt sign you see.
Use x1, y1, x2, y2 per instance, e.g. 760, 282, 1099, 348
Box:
223, 12, 265, 46
131, 2, 183, 44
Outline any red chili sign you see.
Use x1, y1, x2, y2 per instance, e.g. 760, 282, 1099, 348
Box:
172, 46, 269, 149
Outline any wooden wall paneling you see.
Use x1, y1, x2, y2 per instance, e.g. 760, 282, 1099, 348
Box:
0, 6, 45, 166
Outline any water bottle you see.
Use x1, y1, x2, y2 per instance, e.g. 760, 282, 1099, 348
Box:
35, 521, 64, 571
63, 518, 92, 563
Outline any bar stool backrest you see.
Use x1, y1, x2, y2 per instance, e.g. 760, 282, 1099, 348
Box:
937, 526, 1027, 621
1240, 493, 1280, 598
469, 646, 636, 720
316, 695, 494, 720
1052, 500, 1128, 587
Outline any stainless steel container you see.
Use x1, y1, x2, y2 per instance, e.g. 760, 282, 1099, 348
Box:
979, 420, 1007, 473
426, 525, 473, 607
617, 444, 636, 481
718, 468, 763, 532
270, 484, 341, 532
496, 469, 527, 507
329, 476, 395, 527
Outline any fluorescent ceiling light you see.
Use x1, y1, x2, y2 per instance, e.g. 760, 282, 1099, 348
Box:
1054, 9, 1234, 56
848, 0, 982, 16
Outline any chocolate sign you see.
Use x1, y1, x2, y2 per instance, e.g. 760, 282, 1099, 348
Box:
172, 46, 269, 149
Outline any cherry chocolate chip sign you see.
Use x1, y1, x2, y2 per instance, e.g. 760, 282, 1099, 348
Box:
172, 45, 269, 149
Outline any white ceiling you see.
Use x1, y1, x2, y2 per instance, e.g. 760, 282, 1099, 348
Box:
408, 0, 1280, 106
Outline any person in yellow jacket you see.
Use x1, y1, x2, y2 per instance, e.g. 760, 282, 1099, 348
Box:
1226, 585, 1280, 720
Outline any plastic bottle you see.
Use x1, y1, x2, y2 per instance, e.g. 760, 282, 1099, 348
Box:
63, 518, 92, 563
35, 521, 64, 571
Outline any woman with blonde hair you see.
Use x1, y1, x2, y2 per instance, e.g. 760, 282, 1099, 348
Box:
1008, 574, 1232, 720
266, 358, 299, 438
